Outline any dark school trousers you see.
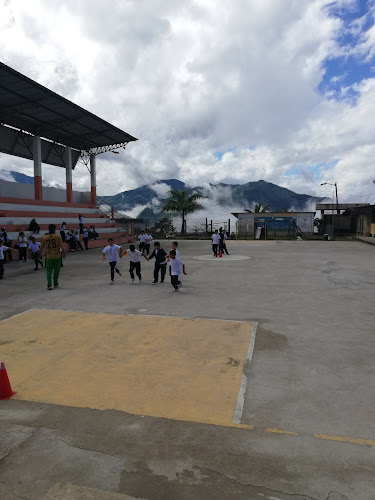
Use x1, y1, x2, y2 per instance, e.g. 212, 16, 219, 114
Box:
19, 247, 27, 262
144, 243, 150, 255
45, 258, 61, 287
79, 223, 84, 234
83, 237, 88, 250
171, 274, 180, 289
60, 231, 66, 243
139, 242, 145, 253
32, 251, 43, 269
0, 259, 4, 279
129, 261, 141, 280
109, 261, 120, 280
154, 262, 167, 282
212, 244, 218, 256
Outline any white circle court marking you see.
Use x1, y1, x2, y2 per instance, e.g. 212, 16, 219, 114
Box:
193, 255, 251, 261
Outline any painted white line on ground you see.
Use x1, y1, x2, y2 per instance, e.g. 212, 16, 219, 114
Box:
233, 322, 258, 424
193, 255, 250, 261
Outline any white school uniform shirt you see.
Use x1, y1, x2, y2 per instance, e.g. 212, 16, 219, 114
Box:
28, 241, 41, 253
74, 234, 80, 241
0, 245, 9, 260
79, 216, 84, 223
60, 224, 66, 231
83, 229, 88, 238
170, 257, 184, 276
145, 234, 152, 243
66, 233, 71, 241
102, 244, 121, 262
211, 233, 220, 245
127, 249, 142, 263
138, 234, 146, 243
18, 236, 28, 247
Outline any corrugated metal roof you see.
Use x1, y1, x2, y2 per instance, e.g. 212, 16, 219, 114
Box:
0, 62, 137, 152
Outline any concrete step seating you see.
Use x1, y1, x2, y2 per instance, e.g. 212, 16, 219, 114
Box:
0, 200, 133, 250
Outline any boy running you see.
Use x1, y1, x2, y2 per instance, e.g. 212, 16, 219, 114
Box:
28, 236, 43, 270
102, 238, 123, 285
138, 230, 146, 253
168, 249, 186, 291
147, 241, 168, 283
124, 244, 147, 283
40, 224, 65, 290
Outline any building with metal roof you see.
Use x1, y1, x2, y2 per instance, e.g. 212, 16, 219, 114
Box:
0, 62, 137, 204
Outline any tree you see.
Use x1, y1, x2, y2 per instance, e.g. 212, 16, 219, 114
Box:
150, 218, 176, 238
162, 189, 204, 234
244, 203, 270, 213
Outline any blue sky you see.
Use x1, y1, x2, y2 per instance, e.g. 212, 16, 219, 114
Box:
319, 0, 375, 100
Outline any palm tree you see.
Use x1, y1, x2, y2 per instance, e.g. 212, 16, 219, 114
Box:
244, 203, 270, 213
162, 189, 204, 234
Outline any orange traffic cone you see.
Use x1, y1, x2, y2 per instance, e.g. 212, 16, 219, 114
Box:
219, 250, 223, 258
0, 362, 16, 400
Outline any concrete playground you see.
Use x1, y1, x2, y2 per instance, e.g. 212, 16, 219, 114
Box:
0, 239, 374, 500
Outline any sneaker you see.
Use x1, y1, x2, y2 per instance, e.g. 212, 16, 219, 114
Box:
54, 285, 59, 288
34, 268, 38, 271
152, 280, 158, 284
116, 270, 122, 277
47, 286, 52, 290
160, 280, 164, 283
138, 279, 142, 284
110, 280, 114, 285
131, 279, 134, 284
172, 288, 179, 292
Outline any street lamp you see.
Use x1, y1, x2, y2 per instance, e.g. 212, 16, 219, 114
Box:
321, 182, 339, 238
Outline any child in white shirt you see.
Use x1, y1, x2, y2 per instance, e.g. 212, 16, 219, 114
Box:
18, 231, 28, 262
168, 249, 186, 291
102, 238, 123, 284
124, 244, 147, 283
28, 236, 43, 270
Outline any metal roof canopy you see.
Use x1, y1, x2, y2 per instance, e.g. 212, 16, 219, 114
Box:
0, 62, 137, 167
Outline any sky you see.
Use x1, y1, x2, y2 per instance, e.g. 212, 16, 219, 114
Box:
1, 0, 375, 206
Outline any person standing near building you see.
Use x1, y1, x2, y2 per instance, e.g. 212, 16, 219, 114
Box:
17, 232, 28, 262
60, 222, 67, 243
78, 214, 84, 234
144, 231, 153, 255
83, 227, 89, 250
1, 227, 12, 262
102, 238, 123, 285
138, 230, 146, 253
211, 229, 220, 257
28, 236, 43, 270
40, 224, 65, 290
147, 241, 168, 283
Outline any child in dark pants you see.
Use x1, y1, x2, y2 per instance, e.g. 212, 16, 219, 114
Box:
102, 238, 123, 285
168, 249, 186, 291
147, 242, 168, 283
125, 244, 147, 284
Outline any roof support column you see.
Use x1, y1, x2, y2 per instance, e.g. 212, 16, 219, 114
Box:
33, 136, 43, 201
90, 155, 96, 206
65, 147, 73, 203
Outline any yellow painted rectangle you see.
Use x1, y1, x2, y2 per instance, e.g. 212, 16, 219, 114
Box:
0, 310, 254, 427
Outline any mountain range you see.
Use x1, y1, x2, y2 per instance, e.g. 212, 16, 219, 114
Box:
99, 179, 323, 219
0, 170, 323, 218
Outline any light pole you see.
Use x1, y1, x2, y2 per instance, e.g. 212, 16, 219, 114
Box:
321, 182, 339, 238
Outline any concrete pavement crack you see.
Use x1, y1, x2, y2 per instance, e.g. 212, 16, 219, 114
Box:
326, 491, 349, 500
0, 427, 40, 467
55, 434, 119, 460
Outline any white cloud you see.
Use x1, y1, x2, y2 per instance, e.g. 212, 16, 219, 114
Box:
0, 0, 375, 205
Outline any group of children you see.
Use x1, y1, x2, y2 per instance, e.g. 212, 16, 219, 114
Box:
211, 228, 230, 257
102, 239, 186, 291
137, 230, 153, 255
